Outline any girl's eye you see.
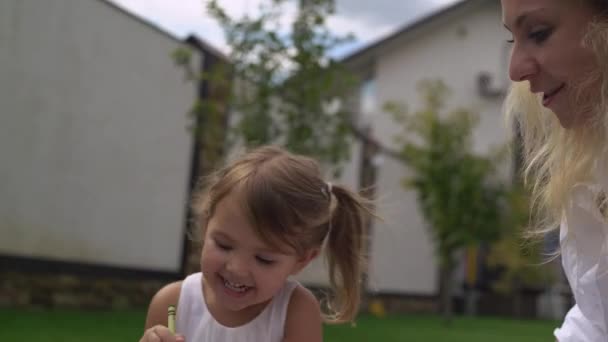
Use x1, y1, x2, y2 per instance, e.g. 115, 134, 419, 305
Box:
256, 256, 275, 265
215, 241, 232, 251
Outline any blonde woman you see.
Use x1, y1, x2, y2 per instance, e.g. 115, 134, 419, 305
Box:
502, 0, 608, 340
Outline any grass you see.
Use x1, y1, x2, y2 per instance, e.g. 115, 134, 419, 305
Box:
0, 308, 145, 342
324, 314, 558, 342
0, 308, 558, 341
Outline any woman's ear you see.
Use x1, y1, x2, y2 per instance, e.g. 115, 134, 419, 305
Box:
291, 248, 320, 275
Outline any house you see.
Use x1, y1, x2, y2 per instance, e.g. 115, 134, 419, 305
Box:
0, 0, 228, 307
335, 0, 570, 318
298, 0, 525, 312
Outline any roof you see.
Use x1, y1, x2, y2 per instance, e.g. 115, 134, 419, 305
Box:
185, 35, 229, 62
341, 0, 483, 67
99, 0, 228, 62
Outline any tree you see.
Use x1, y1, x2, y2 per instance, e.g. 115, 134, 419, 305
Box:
388, 79, 510, 323
485, 183, 555, 317
175, 0, 358, 174
173, 0, 376, 295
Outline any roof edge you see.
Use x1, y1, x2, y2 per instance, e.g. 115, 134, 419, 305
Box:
340, 0, 481, 65
99, 0, 228, 61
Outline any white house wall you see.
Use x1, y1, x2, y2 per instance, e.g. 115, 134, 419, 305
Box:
0, 0, 198, 272
365, 1, 508, 295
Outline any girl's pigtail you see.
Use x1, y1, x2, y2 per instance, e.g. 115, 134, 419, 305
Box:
323, 184, 374, 323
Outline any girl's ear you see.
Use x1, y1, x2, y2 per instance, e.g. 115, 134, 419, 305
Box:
291, 248, 320, 275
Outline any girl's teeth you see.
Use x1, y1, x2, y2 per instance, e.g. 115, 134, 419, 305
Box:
224, 279, 248, 292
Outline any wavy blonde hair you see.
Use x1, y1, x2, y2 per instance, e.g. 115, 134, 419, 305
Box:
504, 14, 608, 237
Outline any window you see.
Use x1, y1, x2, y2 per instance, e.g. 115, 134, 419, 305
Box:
360, 77, 377, 116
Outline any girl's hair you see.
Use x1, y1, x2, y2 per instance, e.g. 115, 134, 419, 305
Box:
504, 3, 608, 237
191, 145, 373, 323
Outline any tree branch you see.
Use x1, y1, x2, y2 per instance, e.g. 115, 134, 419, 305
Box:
347, 121, 406, 163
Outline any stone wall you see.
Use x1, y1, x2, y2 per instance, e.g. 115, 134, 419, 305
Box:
0, 271, 169, 310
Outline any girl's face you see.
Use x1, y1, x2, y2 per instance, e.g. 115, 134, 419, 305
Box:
502, 0, 600, 128
200, 190, 316, 319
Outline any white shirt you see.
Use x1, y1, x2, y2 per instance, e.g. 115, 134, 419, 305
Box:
175, 273, 298, 342
554, 181, 608, 342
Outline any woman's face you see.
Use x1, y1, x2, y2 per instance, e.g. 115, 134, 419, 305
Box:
502, 0, 600, 128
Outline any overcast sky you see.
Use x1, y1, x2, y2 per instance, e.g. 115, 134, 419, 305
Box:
109, 0, 461, 58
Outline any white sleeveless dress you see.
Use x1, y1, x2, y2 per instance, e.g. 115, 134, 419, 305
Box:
175, 272, 298, 342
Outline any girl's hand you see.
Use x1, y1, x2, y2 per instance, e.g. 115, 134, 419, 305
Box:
139, 325, 185, 342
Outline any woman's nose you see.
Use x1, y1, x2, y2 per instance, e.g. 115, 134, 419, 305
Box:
508, 44, 539, 82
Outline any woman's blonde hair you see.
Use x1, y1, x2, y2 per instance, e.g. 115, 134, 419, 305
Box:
504, 11, 608, 237
191, 145, 374, 323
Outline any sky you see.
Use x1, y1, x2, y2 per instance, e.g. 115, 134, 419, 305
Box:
108, 0, 461, 58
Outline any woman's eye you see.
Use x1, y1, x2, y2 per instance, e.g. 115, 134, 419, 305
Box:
529, 28, 552, 44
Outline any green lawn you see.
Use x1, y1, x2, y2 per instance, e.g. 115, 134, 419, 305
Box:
0, 308, 557, 341
325, 314, 557, 342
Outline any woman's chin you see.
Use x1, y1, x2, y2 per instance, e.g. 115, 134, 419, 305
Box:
553, 107, 593, 130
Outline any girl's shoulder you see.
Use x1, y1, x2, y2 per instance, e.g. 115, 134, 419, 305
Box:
143, 280, 183, 329
287, 283, 318, 311
283, 284, 322, 342
154, 281, 183, 305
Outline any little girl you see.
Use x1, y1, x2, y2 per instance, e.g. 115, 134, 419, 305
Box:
140, 145, 372, 342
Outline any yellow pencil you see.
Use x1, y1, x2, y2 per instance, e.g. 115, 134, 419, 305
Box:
168, 305, 176, 334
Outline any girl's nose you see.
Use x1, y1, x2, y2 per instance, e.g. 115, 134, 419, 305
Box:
225, 255, 249, 277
